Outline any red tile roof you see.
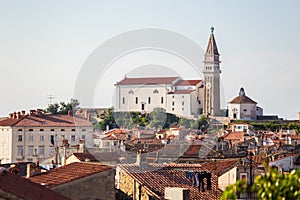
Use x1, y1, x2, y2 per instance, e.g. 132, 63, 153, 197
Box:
119, 163, 221, 199
168, 90, 195, 94
29, 162, 111, 188
175, 80, 202, 86
201, 159, 239, 176
223, 132, 244, 141
71, 152, 120, 162
0, 114, 92, 127
229, 95, 257, 104
115, 77, 179, 85
0, 168, 70, 200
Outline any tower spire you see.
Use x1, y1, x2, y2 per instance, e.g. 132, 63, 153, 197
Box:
206, 26, 219, 56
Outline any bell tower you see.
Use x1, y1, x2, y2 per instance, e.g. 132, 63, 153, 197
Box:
203, 27, 221, 116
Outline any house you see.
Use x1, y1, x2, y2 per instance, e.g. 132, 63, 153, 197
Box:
0, 110, 93, 164
0, 167, 69, 200
116, 162, 222, 200
29, 162, 115, 200
66, 152, 120, 166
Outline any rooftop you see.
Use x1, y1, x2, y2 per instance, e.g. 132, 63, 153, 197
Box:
115, 77, 179, 85
29, 162, 111, 188
0, 168, 70, 200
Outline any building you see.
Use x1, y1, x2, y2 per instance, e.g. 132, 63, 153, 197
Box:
0, 167, 70, 200
116, 162, 222, 200
0, 110, 93, 164
228, 88, 263, 120
29, 162, 115, 200
114, 27, 222, 118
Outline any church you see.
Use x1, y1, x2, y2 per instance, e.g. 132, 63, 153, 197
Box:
114, 27, 222, 118
114, 27, 263, 120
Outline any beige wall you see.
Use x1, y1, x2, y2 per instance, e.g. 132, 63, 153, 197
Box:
0, 126, 93, 164
53, 168, 115, 200
218, 167, 237, 191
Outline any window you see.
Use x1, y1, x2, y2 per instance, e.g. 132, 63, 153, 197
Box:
71, 135, 76, 142
17, 146, 23, 156
28, 146, 34, 156
122, 97, 125, 104
82, 135, 86, 140
71, 129, 76, 132
39, 146, 45, 155
172, 108, 174, 111
61, 135, 65, 139
182, 95, 184, 98
29, 135, 33, 142
18, 129, 22, 132
82, 129, 86, 132
61, 129, 65, 132
182, 108, 184, 111
172, 96, 174, 98
135, 97, 138, 104
128, 90, 134, 94
40, 129, 44, 131
40, 135, 44, 142
50, 129, 55, 132
182, 102, 184, 106
50, 135, 54, 145
148, 97, 151, 104
161, 97, 164, 104
49, 146, 55, 155
153, 89, 158, 94
172, 102, 175, 106
243, 109, 247, 112
18, 135, 22, 142
29, 129, 33, 132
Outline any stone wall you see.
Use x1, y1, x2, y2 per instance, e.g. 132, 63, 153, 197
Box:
53, 168, 115, 200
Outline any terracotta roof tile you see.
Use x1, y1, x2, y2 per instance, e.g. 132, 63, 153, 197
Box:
168, 90, 195, 94
0, 168, 70, 200
29, 162, 111, 188
175, 80, 202, 86
229, 95, 257, 104
223, 132, 244, 141
0, 114, 92, 127
115, 77, 179, 85
201, 159, 239, 176
119, 163, 221, 199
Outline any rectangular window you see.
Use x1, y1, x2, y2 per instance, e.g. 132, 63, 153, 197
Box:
28, 146, 34, 156
29, 135, 33, 142
50, 129, 55, 132
135, 97, 138, 104
39, 146, 45, 155
161, 97, 164, 104
82, 135, 86, 139
82, 129, 86, 132
17, 146, 23, 156
40, 135, 44, 142
18, 129, 22, 131
172, 102, 175, 106
71, 129, 76, 132
172, 108, 175, 111
71, 135, 76, 142
122, 97, 125, 104
29, 129, 33, 132
40, 129, 44, 131
148, 97, 151, 104
49, 146, 55, 155
18, 135, 22, 142
182, 102, 184, 106
50, 135, 55, 145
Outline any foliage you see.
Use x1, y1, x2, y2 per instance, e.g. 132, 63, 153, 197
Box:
221, 164, 300, 200
97, 107, 118, 130
44, 99, 80, 114
178, 115, 208, 130
149, 107, 167, 129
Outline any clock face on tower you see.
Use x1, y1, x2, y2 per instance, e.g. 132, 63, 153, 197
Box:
206, 82, 212, 89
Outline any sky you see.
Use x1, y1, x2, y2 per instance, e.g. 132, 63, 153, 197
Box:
0, 0, 300, 119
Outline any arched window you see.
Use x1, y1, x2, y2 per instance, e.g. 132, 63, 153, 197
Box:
153, 89, 159, 94
128, 90, 134, 94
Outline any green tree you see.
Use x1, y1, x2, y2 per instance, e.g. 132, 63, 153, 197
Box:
44, 99, 80, 114
221, 165, 300, 200
149, 107, 167, 129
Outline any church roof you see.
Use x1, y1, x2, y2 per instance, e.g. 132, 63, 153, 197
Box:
115, 77, 179, 85
206, 27, 219, 55
229, 88, 257, 104
175, 80, 201, 86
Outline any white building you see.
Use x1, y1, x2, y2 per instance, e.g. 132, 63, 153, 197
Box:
228, 88, 263, 120
0, 110, 93, 164
114, 27, 223, 118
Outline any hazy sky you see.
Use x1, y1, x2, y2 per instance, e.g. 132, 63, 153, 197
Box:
0, 0, 299, 119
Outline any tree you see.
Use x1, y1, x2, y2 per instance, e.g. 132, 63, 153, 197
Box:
221, 164, 300, 200
44, 99, 80, 114
149, 107, 167, 129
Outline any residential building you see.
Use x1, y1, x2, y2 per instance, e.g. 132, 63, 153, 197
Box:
0, 110, 93, 164
29, 162, 115, 200
0, 167, 70, 200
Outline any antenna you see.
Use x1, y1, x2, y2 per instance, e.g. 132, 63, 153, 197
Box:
48, 95, 54, 105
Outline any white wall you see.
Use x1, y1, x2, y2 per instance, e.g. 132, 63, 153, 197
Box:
218, 167, 237, 191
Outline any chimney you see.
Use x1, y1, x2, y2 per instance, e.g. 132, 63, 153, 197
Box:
30, 110, 36, 115
165, 188, 190, 200
68, 110, 73, 116
78, 139, 85, 153
136, 150, 147, 167
9, 113, 13, 118
87, 113, 91, 121
13, 112, 17, 119
21, 110, 26, 115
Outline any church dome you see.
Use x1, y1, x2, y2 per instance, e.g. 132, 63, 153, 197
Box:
229, 88, 257, 104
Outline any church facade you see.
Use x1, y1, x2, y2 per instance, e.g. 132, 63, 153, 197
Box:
114, 28, 221, 118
